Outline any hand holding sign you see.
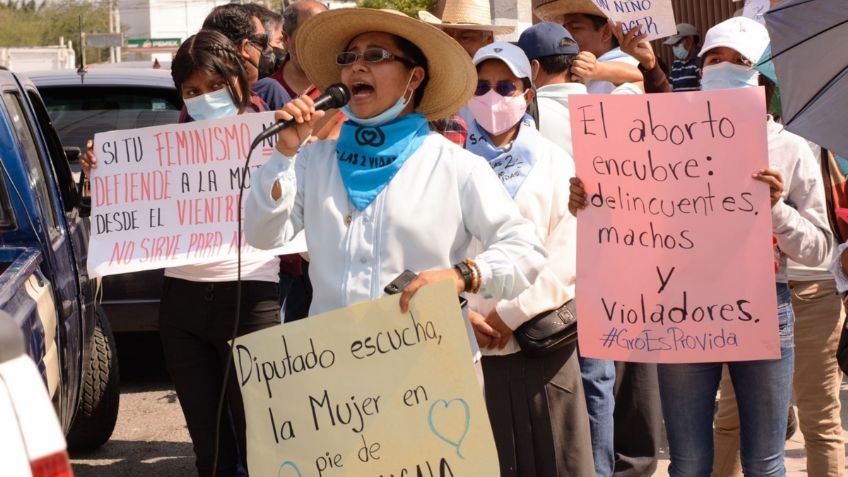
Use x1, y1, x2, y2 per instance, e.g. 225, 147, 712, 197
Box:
592, 0, 677, 41
611, 20, 656, 70
570, 88, 778, 363
233, 281, 499, 476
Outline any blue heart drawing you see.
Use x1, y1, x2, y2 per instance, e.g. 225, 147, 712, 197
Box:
277, 460, 303, 477
428, 398, 471, 459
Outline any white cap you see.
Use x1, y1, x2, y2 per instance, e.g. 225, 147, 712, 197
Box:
663, 23, 699, 45
472, 42, 532, 80
698, 17, 770, 64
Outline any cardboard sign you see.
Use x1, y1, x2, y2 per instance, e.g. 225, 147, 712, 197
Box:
233, 281, 499, 477
87, 112, 306, 277
593, 0, 677, 41
570, 88, 779, 363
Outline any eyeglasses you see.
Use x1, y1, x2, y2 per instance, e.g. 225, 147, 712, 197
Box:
248, 33, 269, 50
336, 48, 413, 67
475, 80, 520, 97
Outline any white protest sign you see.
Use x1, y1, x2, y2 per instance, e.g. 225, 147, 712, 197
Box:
593, 0, 677, 41
233, 280, 500, 477
87, 112, 306, 277
743, 0, 770, 25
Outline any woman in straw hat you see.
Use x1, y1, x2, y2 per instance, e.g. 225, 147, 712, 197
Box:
244, 9, 545, 337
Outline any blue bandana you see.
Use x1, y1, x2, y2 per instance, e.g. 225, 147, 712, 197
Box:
466, 115, 537, 198
336, 113, 429, 211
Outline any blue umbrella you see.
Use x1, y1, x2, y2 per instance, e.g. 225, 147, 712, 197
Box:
764, 0, 848, 157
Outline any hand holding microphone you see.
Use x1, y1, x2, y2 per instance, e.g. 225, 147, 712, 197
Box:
253, 83, 350, 156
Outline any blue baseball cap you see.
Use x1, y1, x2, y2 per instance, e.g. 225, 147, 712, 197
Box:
517, 22, 579, 60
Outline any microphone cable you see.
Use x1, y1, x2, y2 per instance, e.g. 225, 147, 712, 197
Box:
210, 140, 257, 477
210, 84, 349, 476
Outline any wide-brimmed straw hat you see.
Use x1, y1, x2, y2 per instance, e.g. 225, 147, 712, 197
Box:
418, 0, 514, 34
534, 0, 605, 24
297, 8, 476, 120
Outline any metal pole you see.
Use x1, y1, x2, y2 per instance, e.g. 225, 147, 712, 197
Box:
114, 5, 121, 62
108, 0, 115, 62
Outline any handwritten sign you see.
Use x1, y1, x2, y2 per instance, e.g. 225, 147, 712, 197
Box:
742, 0, 770, 25
87, 112, 304, 277
233, 281, 499, 476
593, 0, 676, 41
570, 88, 779, 363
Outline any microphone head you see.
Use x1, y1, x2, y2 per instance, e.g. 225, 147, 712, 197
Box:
324, 83, 351, 109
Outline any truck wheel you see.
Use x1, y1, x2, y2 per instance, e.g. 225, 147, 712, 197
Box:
67, 307, 120, 451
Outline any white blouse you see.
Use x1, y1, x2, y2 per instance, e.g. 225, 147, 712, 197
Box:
467, 127, 576, 356
244, 132, 546, 317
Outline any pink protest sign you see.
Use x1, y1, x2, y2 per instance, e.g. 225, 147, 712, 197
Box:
87, 112, 306, 278
570, 88, 778, 363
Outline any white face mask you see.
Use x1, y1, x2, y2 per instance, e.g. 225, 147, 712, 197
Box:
700, 62, 759, 91
184, 87, 239, 121
672, 44, 689, 60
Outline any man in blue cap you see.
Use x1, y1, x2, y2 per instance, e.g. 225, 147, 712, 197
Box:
518, 22, 639, 156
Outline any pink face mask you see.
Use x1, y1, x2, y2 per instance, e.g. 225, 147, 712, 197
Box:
467, 89, 528, 135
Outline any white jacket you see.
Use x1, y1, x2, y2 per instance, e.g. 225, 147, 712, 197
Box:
244, 133, 547, 316
767, 117, 832, 282
467, 126, 575, 356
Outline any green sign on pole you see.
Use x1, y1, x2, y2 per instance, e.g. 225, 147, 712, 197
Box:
127, 38, 182, 48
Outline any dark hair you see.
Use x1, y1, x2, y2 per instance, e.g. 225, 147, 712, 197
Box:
171, 30, 252, 114
202, 4, 259, 44
536, 54, 576, 76
392, 35, 429, 108
282, 5, 300, 37
242, 3, 281, 33
282, 1, 329, 37
759, 74, 781, 121
584, 13, 619, 48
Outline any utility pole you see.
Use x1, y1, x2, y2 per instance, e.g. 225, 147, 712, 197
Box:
114, 5, 121, 63
108, 0, 115, 62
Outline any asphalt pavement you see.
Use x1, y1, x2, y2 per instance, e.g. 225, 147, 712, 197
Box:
70, 331, 848, 476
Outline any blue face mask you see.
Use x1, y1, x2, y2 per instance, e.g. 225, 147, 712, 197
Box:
341, 73, 415, 126
700, 62, 759, 91
672, 44, 689, 60
184, 87, 239, 121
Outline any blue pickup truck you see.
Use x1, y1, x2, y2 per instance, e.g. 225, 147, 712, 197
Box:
0, 68, 119, 450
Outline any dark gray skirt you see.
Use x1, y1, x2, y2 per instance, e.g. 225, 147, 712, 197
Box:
481, 342, 595, 477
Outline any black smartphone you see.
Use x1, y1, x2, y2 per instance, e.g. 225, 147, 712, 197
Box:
384, 270, 468, 310
384, 270, 418, 295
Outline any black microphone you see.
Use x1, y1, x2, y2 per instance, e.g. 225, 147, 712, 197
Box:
251, 83, 350, 149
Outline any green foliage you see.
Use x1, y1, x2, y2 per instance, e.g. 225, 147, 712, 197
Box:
357, 0, 438, 17
0, 0, 111, 64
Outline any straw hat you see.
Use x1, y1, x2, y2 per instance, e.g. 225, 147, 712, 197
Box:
534, 0, 605, 24
297, 8, 476, 120
418, 0, 514, 34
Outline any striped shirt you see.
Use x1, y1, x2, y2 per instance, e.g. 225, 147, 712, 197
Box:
670, 58, 701, 92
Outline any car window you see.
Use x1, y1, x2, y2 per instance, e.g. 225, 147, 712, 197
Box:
25, 89, 79, 213
2, 92, 60, 241
38, 86, 181, 152
0, 173, 15, 231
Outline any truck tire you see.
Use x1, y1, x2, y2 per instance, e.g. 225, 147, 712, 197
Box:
67, 307, 120, 451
